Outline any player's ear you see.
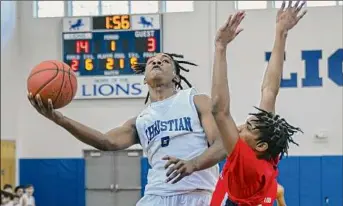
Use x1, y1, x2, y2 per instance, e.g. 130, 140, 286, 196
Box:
256, 142, 268, 152
144, 77, 147, 84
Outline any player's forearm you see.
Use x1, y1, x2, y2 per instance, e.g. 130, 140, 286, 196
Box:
261, 27, 288, 94
276, 197, 287, 206
211, 45, 231, 114
276, 184, 287, 206
56, 116, 113, 150
190, 138, 227, 172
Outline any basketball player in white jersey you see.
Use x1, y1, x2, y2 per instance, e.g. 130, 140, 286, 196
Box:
28, 53, 227, 205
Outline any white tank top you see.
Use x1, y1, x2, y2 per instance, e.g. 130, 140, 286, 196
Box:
136, 88, 219, 196
22, 194, 35, 206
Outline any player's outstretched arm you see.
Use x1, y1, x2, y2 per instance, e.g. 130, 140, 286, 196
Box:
259, 1, 306, 113
28, 93, 139, 151
211, 11, 245, 154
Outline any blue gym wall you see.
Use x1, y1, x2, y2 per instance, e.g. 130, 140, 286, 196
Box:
20, 155, 343, 206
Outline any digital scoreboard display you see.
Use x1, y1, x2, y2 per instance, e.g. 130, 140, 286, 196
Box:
62, 14, 162, 99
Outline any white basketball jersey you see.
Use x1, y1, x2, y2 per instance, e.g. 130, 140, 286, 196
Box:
136, 88, 219, 196
22, 194, 35, 206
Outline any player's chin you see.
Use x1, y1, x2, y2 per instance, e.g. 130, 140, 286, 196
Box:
148, 72, 165, 81
150, 67, 164, 74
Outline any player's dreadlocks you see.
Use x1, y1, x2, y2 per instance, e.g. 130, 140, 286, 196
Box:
249, 107, 303, 160
132, 53, 197, 104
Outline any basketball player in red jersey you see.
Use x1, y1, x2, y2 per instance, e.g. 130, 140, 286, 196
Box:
210, 1, 306, 205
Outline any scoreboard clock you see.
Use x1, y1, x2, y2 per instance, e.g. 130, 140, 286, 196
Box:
62, 14, 162, 99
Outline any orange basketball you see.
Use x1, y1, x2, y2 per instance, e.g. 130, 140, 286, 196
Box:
27, 60, 78, 109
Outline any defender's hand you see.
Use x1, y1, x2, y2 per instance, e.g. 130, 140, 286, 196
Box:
276, 1, 307, 31
163, 156, 197, 184
28, 93, 64, 124
215, 11, 245, 48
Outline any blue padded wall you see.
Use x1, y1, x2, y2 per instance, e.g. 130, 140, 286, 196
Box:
19, 156, 342, 206
321, 156, 343, 205
140, 156, 343, 206
277, 156, 300, 206
299, 157, 322, 206
20, 158, 85, 206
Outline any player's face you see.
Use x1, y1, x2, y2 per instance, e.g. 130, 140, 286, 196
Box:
4, 188, 12, 193
25, 187, 34, 196
238, 117, 268, 154
144, 53, 177, 86
16, 188, 24, 196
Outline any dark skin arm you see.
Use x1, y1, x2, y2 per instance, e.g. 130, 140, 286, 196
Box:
211, 12, 245, 155
259, 1, 306, 113
163, 94, 227, 184
276, 183, 287, 206
59, 116, 139, 150
28, 93, 139, 151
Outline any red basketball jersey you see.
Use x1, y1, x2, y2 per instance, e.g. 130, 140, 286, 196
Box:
210, 139, 279, 206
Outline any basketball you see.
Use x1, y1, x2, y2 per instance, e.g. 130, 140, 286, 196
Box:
27, 60, 78, 109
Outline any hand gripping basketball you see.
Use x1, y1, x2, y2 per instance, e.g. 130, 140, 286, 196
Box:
27, 60, 78, 109
28, 93, 64, 124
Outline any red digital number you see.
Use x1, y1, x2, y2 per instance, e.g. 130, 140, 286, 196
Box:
71, 59, 79, 71
76, 40, 90, 54
147, 37, 156, 52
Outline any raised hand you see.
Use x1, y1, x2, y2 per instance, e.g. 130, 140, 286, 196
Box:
276, 0, 307, 31
28, 93, 64, 124
215, 11, 245, 48
163, 155, 197, 184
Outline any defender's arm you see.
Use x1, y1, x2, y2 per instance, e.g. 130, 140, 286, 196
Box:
259, 28, 287, 113
259, 1, 306, 113
276, 184, 287, 206
190, 94, 227, 170
211, 12, 245, 155
211, 45, 240, 155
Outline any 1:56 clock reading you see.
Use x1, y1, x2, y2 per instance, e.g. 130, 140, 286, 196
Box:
106, 15, 130, 30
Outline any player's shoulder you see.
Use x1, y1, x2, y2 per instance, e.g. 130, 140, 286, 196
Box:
193, 93, 211, 102
187, 87, 209, 98
189, 88, 211, 107
136, 103, 153, 118
123, 116, 139, 129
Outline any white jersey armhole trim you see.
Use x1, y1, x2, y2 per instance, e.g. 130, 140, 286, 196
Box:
189, 87, 211, 112
189, 87, 209, 129
189, 88, 200, 117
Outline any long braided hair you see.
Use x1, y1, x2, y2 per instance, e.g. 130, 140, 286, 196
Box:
132, 53, 197, 104
249, 107, 303, 160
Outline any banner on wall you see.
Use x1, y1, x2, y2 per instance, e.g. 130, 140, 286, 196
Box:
62, 14, 162, 99
75, 75, 148, 99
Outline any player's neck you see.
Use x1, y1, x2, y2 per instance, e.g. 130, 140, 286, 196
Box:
149, 86, 177, 102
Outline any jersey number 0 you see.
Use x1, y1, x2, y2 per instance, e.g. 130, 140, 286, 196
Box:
161, 136, 170, 147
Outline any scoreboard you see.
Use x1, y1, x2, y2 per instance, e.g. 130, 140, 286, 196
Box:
62, 14, 162, 99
